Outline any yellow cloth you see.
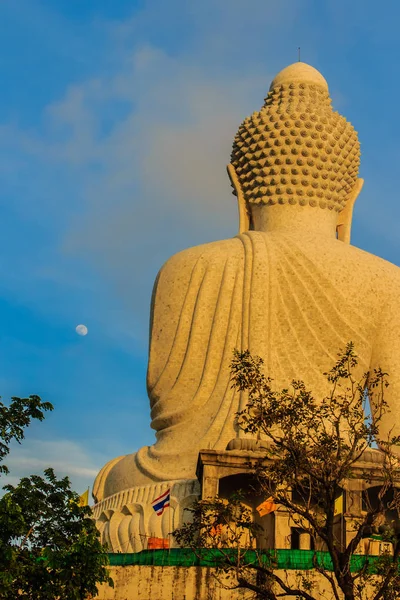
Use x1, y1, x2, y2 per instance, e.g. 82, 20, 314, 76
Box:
78, 489, 89, 507
256, 497, 278, 516
334, 495, 343, 516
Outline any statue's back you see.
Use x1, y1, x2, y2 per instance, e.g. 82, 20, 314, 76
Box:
92, 62, 400, 553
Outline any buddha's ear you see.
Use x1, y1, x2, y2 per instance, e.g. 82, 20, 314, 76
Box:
336, 178, 364, 244
227, 163, 250, 234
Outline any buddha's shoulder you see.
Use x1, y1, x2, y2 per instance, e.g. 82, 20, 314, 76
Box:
291, 233, 400, 283
344, 243, 400, 279
332, 241, 400, 300
158, 237, 243, 275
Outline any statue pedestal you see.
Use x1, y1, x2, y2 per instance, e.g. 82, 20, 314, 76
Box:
93, 447, 400, 554
92, 479, 200, 553
197, 449, 290, 550
196, 447, 399, 553
197, 448, 269, 499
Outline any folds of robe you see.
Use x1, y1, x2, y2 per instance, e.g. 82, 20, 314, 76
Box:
134, 231, 376, 483
97, 229, 393, 499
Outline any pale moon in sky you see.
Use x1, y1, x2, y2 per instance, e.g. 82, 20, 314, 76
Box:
75, 324, 88, 336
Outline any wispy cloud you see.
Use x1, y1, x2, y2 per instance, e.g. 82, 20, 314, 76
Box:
2, 438, 105, 495
0, 1, 303, 342
1, 0, 399, 345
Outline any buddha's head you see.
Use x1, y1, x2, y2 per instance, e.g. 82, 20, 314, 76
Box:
228, 62, 362, 240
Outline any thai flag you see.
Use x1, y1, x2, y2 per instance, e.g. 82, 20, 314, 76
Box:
151, 489, 170, 516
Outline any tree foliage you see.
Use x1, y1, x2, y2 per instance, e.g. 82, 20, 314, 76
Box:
175, 344, 400, 600
0, 395, 53, 475
0, 395, 112, 599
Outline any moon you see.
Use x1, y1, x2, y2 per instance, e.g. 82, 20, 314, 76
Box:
75, 324, 88, 336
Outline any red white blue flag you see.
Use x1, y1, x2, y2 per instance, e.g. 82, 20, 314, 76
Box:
151, 489, 170, 516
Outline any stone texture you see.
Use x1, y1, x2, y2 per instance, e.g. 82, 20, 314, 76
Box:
93, 61, 400, 551
94, 566, 338, 600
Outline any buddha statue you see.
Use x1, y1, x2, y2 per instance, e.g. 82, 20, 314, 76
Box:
93, 62, 400, 550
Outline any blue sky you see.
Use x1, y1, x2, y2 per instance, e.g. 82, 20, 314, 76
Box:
1, 0, 400, 495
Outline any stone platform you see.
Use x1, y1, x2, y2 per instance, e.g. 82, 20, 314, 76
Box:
94, 565, 338, 600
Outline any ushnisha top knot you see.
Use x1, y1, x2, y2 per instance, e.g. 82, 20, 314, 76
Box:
269, 62, 329, 92
230, 62, 360, 212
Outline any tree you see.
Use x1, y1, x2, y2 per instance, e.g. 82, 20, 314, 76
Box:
174, 344, 400, 600
0, 395, 54, 475
0, 395, 113, 599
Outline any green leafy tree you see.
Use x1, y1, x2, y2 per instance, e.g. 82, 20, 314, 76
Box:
175, 344, 400, 600
0, 395, 53, 475
0, 395, 113, 599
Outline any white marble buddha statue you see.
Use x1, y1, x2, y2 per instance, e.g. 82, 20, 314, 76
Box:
94, 62, 400, 506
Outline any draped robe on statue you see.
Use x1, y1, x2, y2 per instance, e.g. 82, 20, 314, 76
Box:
95, 228, 400, 501
92, 61, 400, 557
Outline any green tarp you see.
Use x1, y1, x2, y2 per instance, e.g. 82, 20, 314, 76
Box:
108, 548, 385, 572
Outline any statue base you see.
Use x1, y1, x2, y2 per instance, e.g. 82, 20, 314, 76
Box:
93, 446, 397, 554
196, 447, 397, 552
93, 479, 200, 552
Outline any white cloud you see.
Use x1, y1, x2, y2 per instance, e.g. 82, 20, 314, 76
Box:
8, 0, 398, 348
2, 439, 105, 496
0, 1, 307, 346
1, 0, 398, 358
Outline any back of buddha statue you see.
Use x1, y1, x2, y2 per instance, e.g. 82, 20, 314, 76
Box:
93, 61, 400, 510
239, 228, 400, 396
143, 59, 400, 479
147, 225, 400, 434
222, 61, 400, 406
